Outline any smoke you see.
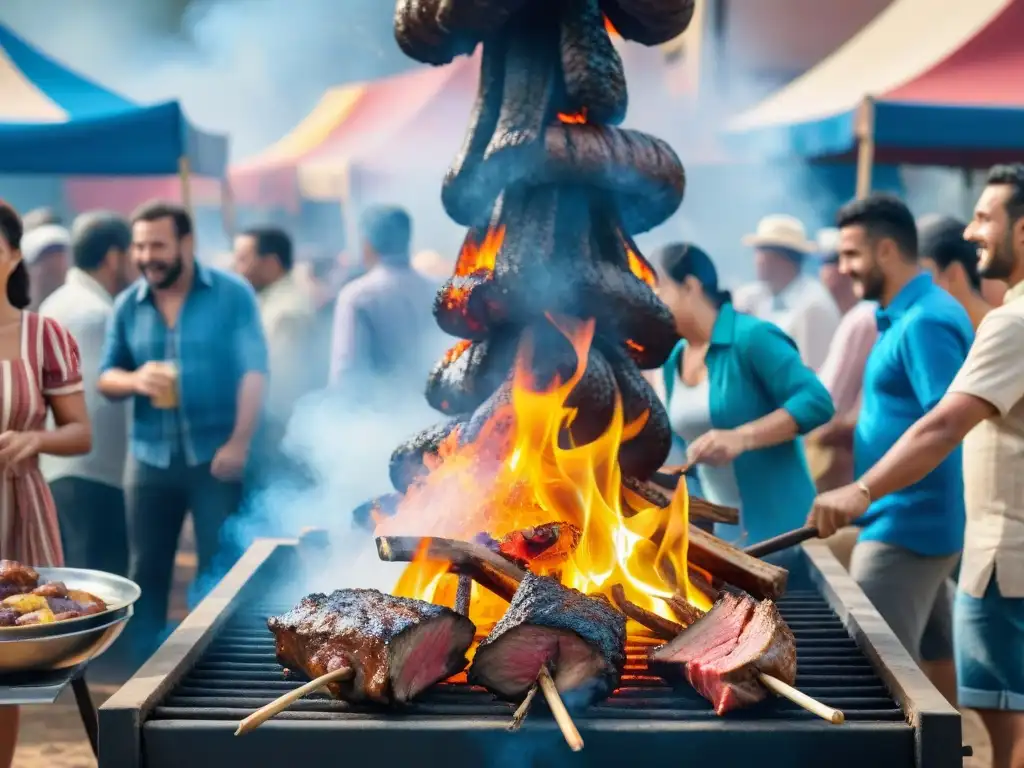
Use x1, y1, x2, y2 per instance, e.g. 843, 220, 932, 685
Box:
0, 0, 409, 158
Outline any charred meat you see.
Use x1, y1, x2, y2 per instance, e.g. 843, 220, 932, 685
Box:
469, 572, 626, 707
267, 589, 476, 705
648, 591, 797, 714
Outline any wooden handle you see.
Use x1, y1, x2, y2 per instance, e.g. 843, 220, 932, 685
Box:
760, 673, 844, 724
235, 666, 353, 735
743, 527, 819, 559
537, 666, 584, 751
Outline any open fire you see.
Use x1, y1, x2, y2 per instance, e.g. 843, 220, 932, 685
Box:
376, 313, 708, 631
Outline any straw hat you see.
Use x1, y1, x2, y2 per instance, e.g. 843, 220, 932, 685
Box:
741, 215, 816, 253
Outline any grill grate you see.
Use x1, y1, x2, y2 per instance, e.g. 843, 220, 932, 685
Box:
153, 590, 906, 724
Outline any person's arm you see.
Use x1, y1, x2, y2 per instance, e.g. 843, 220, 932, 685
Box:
37, 319, 91, 457
97, 299, 139, 399
737, 321, 836, 448
860, 314, 1022, 498
229, 288, 269, 447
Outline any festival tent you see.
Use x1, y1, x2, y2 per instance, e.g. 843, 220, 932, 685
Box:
0, 23, 226, 179
725, 0, 1024, 194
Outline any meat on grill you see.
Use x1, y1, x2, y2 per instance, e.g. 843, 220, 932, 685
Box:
267, 588, 476, 705
648, 591, 797, 714
468, 572, 626, 707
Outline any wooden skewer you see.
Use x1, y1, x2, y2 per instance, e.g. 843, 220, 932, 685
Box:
235, 666, 353, 735
759, 673, 844, 724
507, 681, 539, 732
536, 666, 584, 751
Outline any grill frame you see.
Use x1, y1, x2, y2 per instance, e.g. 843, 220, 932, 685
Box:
99, 538, 962, 768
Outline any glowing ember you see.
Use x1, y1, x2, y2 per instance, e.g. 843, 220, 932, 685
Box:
626, 245, 657, 288
603, 15, 619, 38
443, 339, 472, 364
376, 317, 709, 631
558, 110, 588, 124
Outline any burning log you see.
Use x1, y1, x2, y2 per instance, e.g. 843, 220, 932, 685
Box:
686, 525, 788, 601
376, 536, 526, 603
665, 592, 705, 626
475, 522, 582, 569
610, 584, 684, 638
621, 476, 740, 526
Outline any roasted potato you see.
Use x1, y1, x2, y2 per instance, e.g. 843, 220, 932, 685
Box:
15, 608, 55, 625
0, 608, 18, 627
32, 581, 68, 599
2, 593, 48, 614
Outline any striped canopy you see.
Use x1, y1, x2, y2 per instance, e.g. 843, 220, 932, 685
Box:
726, 0, 1024, 166
0, 24, 227, 176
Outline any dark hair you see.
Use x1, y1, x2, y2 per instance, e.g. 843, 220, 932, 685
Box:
0, 202, 29, 309
835, 193, 918, 260
359, 205, 411, 261
918, 214, 980, 290
242, 226, 294, 271
130, 199, 193, 239
70, 211, 132, 271
654, 242, 732, 307
985, 163, 1024, 224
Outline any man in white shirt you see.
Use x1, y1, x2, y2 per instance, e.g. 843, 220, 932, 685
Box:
733, 214, 841, 371
39, 211, 134, 575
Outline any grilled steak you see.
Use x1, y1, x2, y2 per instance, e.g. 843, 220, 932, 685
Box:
267, 589, 476, 705
468, 573, 626, 706
648, 592, 797, 714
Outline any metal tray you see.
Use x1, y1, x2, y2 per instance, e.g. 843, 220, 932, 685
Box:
0, 610, 131, 672
0, 566, 141, 639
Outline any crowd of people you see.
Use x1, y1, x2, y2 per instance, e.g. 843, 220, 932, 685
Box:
0, 161, 1021, 765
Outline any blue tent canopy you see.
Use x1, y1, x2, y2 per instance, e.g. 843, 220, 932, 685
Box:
0, 24, 227, 176
725, 0, 1024, 167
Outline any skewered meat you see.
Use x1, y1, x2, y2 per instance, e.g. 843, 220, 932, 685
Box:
268, 589, 476, 705
469, 572, 626, 707
648, 591, 798, 715
474, 522, 582, 569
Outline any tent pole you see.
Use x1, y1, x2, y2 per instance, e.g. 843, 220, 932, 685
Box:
855, 97, 875, 199
177, 156, 194, 218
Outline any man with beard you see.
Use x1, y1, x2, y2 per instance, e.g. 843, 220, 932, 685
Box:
98, 200, 268, 661
808, 194, 973, 706
809, 167, 1024, 767
39, 212, 134, 576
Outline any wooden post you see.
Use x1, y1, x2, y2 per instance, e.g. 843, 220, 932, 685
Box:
855, 97, 875, 199
177, 156, 193, 217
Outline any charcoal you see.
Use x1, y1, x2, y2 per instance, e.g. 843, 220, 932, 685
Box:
394, 0, 476, 65
599, 0, 697, 45
425, 334, 518, 416
469, 572, 626, 706
389, 418, 466, 493
268, 589, 476, 705
559, 0, 627, 125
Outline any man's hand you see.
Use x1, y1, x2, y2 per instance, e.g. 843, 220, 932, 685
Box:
0, 431, 42, 469
132, 362, 176, 399
211, 437, 249, 482
807, 483, 870, 538
687, 429, 749, 467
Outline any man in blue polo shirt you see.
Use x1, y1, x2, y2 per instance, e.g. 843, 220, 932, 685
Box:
814, 194, 973, 700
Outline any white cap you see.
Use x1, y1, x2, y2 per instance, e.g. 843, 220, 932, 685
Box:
21, 224, 70, 265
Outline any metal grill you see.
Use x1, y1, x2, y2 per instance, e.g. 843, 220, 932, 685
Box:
99, 539, 964, 768
155, 591, 905, 725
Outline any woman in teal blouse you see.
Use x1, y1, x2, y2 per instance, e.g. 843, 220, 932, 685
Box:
655, 243, 835, 551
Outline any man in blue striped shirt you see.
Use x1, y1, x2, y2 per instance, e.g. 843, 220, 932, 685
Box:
98, 201, 268, 659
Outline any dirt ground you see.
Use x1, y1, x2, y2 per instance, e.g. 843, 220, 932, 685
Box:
11, 526, 994, 768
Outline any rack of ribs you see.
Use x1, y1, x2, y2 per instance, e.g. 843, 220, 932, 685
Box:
267, 588, 476, 705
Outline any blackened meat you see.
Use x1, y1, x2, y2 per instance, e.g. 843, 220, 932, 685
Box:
267, 589, 476, 705
648, 592, 798, 715
469, 573, 626, 706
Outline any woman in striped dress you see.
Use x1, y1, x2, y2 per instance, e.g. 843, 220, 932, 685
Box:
0, 202, 92, 768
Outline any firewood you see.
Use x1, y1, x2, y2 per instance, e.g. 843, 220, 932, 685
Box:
664, 592, 704, 626
621, 476, 739, 525
610, 584, 684, 639
685, 526, 788, 600
375, 536, 525, 602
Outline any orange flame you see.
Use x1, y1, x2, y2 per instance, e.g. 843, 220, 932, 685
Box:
626, 245, 657, 288
557, 109, 588, 124
377, 317, 709, 632
455, 226, 505, 277
603, 15, 619, 38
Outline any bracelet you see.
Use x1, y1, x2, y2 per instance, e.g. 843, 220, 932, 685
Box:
855, 480, 872, 503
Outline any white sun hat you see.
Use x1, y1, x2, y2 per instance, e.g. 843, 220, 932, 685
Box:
741, 214, 816, 254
